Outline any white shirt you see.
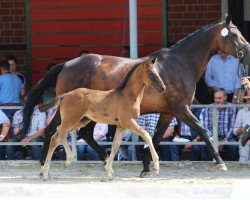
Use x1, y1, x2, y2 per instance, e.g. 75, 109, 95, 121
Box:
233, 107, 250, 135
0, 110, 9, 124
12, 106, 47, 137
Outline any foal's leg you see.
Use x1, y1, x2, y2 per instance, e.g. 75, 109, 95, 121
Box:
62, 118, 92, 168
176, 105, 226, 170
141, 114, 173, 177
42, 130, 61, 180
62, 138, 75, 169
104, 126, 125, 179
122, 119, 160, 174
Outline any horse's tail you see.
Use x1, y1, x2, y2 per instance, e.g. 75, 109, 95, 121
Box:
19, 63, 64, 141
38, 95, 64, 112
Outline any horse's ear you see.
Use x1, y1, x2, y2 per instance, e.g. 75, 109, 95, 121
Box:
225, 13, 232, 25
149, 57, 157, 64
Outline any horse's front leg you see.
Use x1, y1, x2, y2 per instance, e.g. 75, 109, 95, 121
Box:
176, 105, 227, 171
141, 114, 173, 178
105, 126, 125, 180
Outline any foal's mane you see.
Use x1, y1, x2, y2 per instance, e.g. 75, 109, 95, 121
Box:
116, 60, 147, 91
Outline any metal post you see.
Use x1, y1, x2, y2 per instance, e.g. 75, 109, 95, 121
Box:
131, 133, 139, 161
70, 131, 77, 161
129, 0, 138, 58
212, 107, 219, 151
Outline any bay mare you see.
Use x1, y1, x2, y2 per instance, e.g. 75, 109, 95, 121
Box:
39, 58, 165, 180
22, 16, 250, 177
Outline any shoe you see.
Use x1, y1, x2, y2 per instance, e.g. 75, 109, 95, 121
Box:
241, 124, 250, 147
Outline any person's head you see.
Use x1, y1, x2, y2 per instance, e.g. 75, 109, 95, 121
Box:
79, 50, 90, 56
122, 45, 130, 58
214, 88, 227, 104
217, 49, 228, 60
0, 59, 10, 74
6, 55, 18, 73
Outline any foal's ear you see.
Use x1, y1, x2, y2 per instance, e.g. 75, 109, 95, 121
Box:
148, 57, 157, 64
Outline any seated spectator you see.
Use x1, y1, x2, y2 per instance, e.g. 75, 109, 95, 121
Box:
159, 117, 178, 161
0, 59, 24, 122
194, 89, 238, 161
233, 95, 250, 163
0, 110, 10, 160
5, 106, 46, 160
77, 122, 109, 160
121, 45, 130, 58
170, 108, 202, 161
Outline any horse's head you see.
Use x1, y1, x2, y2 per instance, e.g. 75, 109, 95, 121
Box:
142, 57, 166, 93
217, 14, 250, 64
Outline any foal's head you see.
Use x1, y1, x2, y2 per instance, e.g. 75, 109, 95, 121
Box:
142, 58, 166, 93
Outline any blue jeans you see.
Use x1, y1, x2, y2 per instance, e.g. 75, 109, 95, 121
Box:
6, 137, 44, 160
224, 136, 239, 161
118, 145, 132, 161
159, 137, 179, 161
191, 145, 212, 161
77, 142, 108, 161
0, 145, 6, 160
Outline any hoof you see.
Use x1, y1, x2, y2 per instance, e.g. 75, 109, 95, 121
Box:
214, 163, 227, 171
139, 171, 152, 178
62, 163, 69, 170
41, 172, 51, 180
39, 172, 44, 178
100, 177, 113, 182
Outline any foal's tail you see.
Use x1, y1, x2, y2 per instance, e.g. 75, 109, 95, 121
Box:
39, 95, 64, 113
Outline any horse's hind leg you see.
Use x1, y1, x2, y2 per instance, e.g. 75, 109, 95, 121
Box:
176, 105, 226, 171
104, 126, 125, 179
122, 119, 160, 174
40, 110, 61, 166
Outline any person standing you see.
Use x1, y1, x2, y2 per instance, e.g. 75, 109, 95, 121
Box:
6, 56, 25, 98
205, 49, 242, 104
0, 59, 24, 121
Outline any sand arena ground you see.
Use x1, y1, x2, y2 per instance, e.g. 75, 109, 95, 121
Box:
0, 161, 250, 199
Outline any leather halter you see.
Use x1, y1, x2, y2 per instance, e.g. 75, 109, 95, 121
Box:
225, 26, 250, 61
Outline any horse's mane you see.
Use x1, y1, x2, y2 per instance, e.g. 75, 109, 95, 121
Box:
116, 61, 144, 91
171, 20, 222, 49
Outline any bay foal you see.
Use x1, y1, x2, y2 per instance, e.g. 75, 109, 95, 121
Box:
39, 57, 166, 180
